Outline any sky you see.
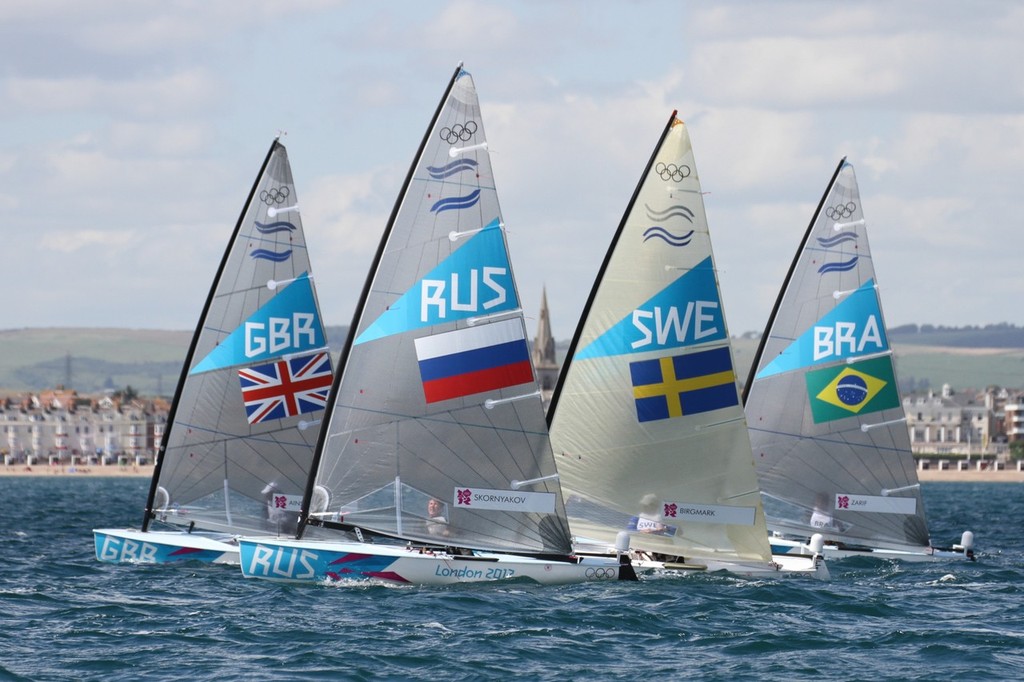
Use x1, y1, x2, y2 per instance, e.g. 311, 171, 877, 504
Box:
2, 0, 1021, 341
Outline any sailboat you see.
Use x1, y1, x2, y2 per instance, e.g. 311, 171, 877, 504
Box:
742, 158, 975, 562
237, 65, 633, 585
546, 112, 826, 578
94, 138, 332, 565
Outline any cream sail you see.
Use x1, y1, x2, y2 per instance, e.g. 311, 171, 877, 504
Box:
547, 113, 825, 577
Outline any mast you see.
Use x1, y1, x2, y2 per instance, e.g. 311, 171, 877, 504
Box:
546, 110, 678, 423
740, 156, 846, 404
141, 140, 280, 531
296, 64, 465, 538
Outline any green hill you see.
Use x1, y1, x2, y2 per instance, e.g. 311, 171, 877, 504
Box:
0, 327, 350, 397
2, 325, 1022, 396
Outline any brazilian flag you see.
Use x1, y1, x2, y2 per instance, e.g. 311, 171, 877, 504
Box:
805, 355, 900, 424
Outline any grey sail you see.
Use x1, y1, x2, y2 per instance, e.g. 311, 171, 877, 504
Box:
301, 66, 571, 555
743, 159, 930, 552
143, 139, 332, 537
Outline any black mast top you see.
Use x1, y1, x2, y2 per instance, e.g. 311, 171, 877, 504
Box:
546, 110, 679, 424
142, 140, 282, 531
296, 64, 465, 538
740, 157, 847, 405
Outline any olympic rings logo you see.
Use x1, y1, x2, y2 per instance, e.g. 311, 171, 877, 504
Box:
584, 567, 617, 579
825, 202, 857, 220
260, 187, 290, 206
656, 163, 691, 182
440, 121, 478, 143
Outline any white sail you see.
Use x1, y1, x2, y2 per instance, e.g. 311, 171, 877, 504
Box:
95, 139, 332, 563
742, 159, 933, 553
547, 114, 773, 565
300, 66, 572, 555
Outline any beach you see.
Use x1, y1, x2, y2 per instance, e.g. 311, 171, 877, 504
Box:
0, 464, 155, 478
1, 463, 1022, 482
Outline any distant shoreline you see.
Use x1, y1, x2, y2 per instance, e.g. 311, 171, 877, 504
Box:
0, 464, 155, 478
1, 464, 1022, 483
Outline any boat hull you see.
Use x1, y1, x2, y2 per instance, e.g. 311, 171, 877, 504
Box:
769, 536, 973, 562
237, 537, 628, 585
626, 552, 829, 580
93, 528, 239, 565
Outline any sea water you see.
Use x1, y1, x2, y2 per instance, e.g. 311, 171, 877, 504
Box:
1, 478, 1022, 681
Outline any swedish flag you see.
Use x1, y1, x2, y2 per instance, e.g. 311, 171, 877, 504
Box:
805, 355, 900, 424
629, 346, 739, 423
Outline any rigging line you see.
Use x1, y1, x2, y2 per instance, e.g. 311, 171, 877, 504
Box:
693, 416, 745, 431
747, 425, 909, 454
663, 264, 724, 273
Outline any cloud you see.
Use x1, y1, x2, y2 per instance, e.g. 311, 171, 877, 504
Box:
41, 228, 136, 254
4, 69, 220, 118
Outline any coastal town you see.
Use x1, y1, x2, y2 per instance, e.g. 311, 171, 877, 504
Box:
4, 301, 1023, 481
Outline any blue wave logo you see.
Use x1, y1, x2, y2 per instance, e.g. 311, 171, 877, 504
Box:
643, 226, 694, 247
430, 189, 481, 214
817, 231, 858, 248
251, 248, 293, 262
426, 159, 479, 179
645, 204, 694, 223
254, 220, 297, 235
818, 256, 859, 274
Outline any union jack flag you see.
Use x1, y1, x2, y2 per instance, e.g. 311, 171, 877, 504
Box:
238, 351, 332, 425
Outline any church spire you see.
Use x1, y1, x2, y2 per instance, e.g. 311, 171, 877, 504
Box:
532, 286, 559, 400
532, 286, 556, 367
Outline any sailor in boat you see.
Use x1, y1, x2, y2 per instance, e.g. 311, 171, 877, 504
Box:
262, 482, 299, 535
627, 493, 676, 536
810, 493, 839, 531
425, 497, 449, 538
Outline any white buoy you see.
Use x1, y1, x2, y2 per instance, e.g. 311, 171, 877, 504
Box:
959, 530, 975, 551
808, 533, 825, 555
615, 531, 631, 554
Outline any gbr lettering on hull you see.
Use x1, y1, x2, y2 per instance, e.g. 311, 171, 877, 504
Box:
98, 535, 158, 563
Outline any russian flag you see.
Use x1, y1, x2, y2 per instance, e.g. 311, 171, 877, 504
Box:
414, 319, 534, 404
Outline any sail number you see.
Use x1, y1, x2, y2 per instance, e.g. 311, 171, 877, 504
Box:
813, 315, 883, 361
421, 267, 508, 320
245, 313, 317, 357
631, 301, 720, 349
